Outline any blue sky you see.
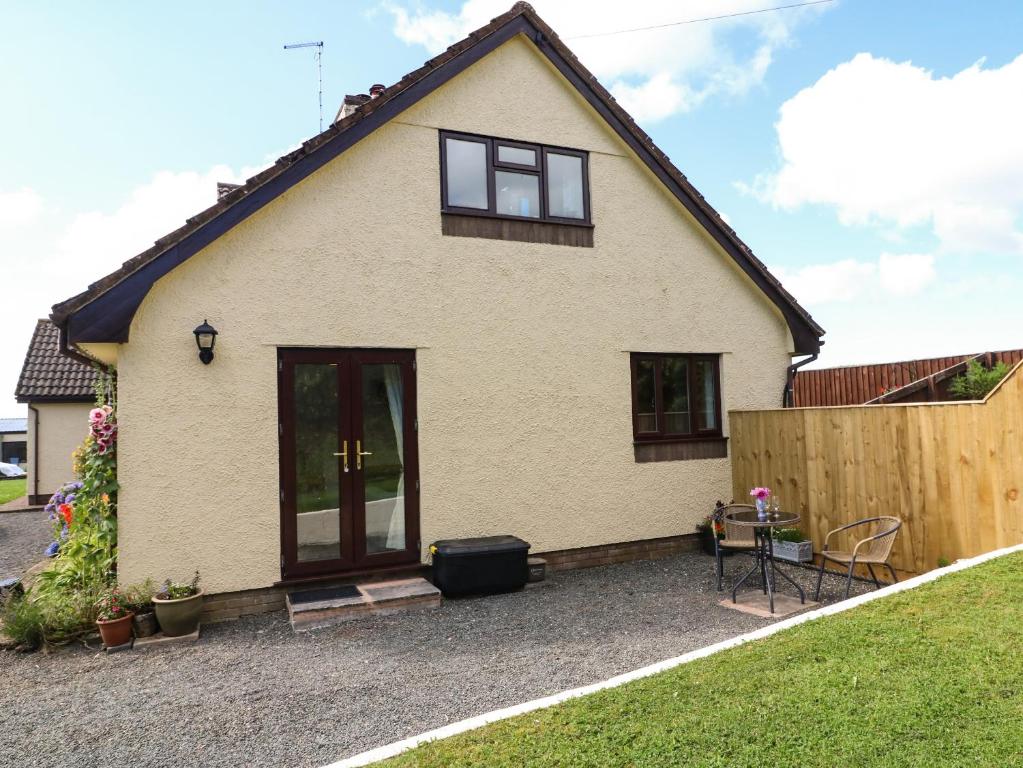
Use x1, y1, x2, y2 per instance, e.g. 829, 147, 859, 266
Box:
2, 0, 1022, 416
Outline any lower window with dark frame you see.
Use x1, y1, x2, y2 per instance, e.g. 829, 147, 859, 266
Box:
629, 353, 726, 462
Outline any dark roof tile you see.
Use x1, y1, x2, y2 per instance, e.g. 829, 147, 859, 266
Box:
15, 320, 98, 403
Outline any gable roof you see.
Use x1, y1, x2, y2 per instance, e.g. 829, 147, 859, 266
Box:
51, 2, 824, 354
16, 319, 98, 403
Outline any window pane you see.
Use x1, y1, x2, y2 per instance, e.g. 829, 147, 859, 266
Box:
445, 138, 488, 209
495, 171, 540, 218
497, 145, 537, 166
662, 358, 690, 434
635, 360, 657, 433
694, 360, 718, 431
547, 153, 584, 219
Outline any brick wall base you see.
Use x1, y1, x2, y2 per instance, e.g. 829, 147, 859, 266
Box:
200, 534, 701, 623
538, 533, 700, 571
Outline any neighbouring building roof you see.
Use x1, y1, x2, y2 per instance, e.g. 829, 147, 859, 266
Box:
0, 418, 27, 434
792, 348, 1023, 407
15, 319, 99, 403
51, 1, 825, 354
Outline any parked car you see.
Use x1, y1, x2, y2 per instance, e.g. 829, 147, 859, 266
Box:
0, 462, 26, 479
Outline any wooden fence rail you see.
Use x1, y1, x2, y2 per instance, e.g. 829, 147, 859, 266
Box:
730, 361, 1023, 575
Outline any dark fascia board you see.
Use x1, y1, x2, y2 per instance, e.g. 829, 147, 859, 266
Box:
16, 395, 96, 405
58, 8, 822, 354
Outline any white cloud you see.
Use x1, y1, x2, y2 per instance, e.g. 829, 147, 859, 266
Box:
878, 252, 936, 296
383, 0, 830, 121
776, 252, 936, 305
749, 52, 1023, 254
0, 162, 268, 416
0, 187, 43, 229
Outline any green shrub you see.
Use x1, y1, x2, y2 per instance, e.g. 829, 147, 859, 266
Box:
157, 571, 201, 600
123, 579, 157, 613
1, 594, 44, 650
948, 359, 1010, 400
772, 527, 808, 543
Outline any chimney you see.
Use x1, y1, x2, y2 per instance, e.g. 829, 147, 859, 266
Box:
334, 84, 387, 123
216, 182, 242, 200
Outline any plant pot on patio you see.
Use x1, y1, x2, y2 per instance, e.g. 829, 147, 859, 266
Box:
771, 528, 813, 563
153, 572, 203, 637
96, 613, 135, 647
94, 588, 134, 648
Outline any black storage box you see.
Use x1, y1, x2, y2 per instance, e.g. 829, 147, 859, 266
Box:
431, 535, 530, 597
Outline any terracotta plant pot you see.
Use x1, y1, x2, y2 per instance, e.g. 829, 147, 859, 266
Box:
96, 612, 135, 648
152, 591, 203, 637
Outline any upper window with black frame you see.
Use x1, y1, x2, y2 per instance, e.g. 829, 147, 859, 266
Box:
630, 353, 722, 441
440, 130, 590, 224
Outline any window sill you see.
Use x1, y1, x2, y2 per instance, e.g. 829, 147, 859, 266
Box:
633, 436, 728, 463
441, 212, 594, 247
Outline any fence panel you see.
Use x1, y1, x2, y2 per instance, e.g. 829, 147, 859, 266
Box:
731, 362, 1023, 574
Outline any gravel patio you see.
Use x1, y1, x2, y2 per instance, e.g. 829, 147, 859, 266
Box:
1, 526, 872, 768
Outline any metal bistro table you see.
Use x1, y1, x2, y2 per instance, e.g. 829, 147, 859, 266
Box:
724, 507, 806, 614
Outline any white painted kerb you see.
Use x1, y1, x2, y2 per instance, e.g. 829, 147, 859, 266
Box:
324, 543, 1023, 768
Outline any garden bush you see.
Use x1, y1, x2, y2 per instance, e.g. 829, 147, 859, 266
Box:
6, 369, 120, 647
948, 359, 1010, 400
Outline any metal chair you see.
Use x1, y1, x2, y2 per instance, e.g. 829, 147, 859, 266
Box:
813, 516, 902, 600
712, 501, 760, 592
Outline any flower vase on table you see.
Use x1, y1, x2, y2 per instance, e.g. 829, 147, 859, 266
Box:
750, 487, 771, 521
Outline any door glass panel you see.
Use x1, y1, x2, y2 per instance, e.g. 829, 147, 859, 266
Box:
495, 171, 540, 218
294, 363, 341, 562
662, 358, 690, 434
445, 138, 488, 209
361, 364, 406, 554
547, 153, 584, 219
694, 360, 718, 431
635, 360, 657, 433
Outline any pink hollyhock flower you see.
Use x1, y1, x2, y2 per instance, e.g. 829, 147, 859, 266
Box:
89, 408, 106, 423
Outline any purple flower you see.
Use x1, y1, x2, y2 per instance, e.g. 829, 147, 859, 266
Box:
60, 524, 69, 539
45, 541, 60, 557
65, 494, 76, 504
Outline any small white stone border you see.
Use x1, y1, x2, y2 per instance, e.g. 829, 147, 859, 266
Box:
324, 543, 1023, 768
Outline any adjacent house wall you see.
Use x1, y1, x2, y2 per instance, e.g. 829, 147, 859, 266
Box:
114, 35, 794, 593
27, 403, 92, 501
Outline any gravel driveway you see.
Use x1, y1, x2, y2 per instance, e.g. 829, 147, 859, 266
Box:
0, 552, 870, 768
0, 509, 51, 579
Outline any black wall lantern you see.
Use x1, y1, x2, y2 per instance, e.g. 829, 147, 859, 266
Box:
193, 320, 218, 364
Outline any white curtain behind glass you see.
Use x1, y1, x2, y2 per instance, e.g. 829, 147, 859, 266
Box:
383, 366, 405, 550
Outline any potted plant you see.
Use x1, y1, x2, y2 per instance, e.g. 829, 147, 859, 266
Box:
771, 527, 813, 563
125, 579, 158, 638
152, 571, 203, 637
95, 588, 134, 648
695, 515, 727, 557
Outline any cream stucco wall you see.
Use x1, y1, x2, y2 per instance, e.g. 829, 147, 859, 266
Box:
114, 35, 794, 593
26, 403, 92, 497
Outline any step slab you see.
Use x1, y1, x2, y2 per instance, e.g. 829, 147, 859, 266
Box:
287, 577, 441, 631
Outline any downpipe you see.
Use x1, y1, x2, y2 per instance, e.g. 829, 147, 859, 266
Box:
783, 353, 818, 407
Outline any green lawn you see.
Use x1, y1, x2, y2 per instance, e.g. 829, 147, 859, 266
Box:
379, 553, 1023, 767
0, 478, 27, 505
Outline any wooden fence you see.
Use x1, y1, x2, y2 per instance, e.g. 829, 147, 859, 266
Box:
730, 360, 1023, 575
792, 348, 1023, 407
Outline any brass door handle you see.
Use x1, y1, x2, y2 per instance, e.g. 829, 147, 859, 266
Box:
333, 440, 349, 473
356, 439, 372, 470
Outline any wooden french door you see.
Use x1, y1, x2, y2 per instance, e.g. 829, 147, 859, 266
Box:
278, 348, 419, 580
